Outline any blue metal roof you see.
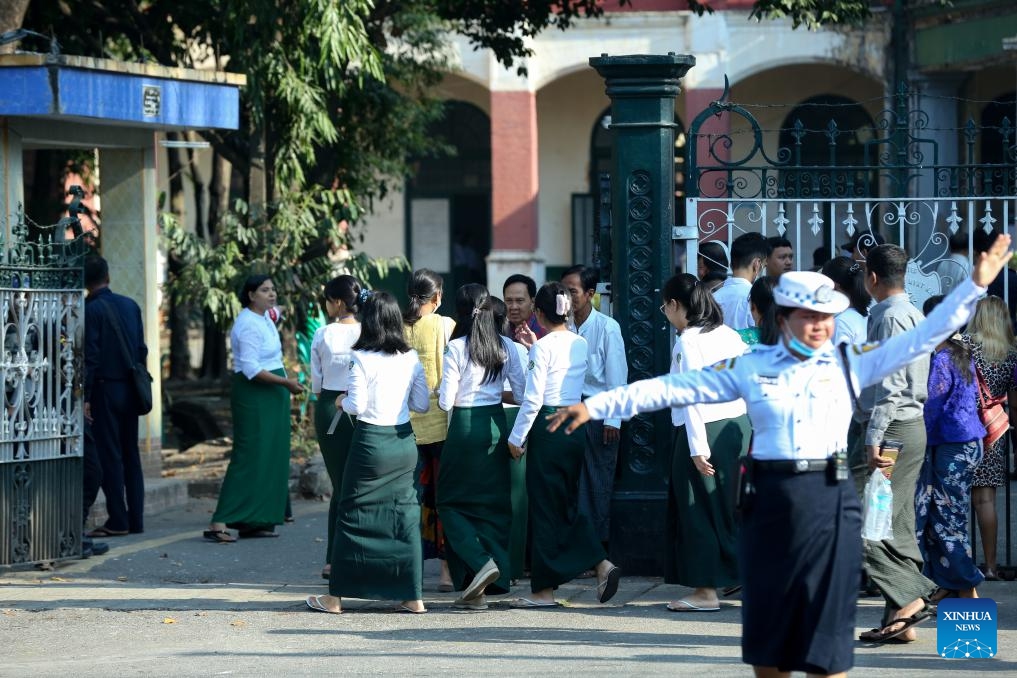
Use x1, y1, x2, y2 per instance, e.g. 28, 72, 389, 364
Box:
0, 54, 244, 131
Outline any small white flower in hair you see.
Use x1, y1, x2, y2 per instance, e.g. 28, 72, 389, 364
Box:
555, 293, 571, 316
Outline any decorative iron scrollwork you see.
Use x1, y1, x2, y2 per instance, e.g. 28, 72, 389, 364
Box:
625, 171, 658, 475
2, 194, 86, 566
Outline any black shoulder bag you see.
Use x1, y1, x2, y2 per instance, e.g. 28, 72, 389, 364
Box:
99, 297, 154, 415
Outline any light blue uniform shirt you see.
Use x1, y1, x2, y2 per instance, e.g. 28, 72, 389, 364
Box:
585, 278, 985, 461
575, 307, 628, 429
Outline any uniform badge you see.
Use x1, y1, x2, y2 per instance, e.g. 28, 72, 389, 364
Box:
527, 359, 535, 371
712, 357, 736, 372
851, 342, 879, 355
443, 345, 451, 355
674, 353, 682, 366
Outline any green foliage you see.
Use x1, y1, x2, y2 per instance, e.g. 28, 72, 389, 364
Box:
162, 195, 409, 330
686, 0, 873, 28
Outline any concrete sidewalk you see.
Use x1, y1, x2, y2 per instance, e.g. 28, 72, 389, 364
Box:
1, 498, 1014, 676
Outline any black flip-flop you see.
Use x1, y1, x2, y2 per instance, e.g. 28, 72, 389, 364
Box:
597, 565, 621, 603
87, 526, 129, 538
859, 607, 934, 644
239, 529, 279, 538
203, 529, 235, 543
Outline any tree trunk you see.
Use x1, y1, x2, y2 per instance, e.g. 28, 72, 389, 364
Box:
207, 149, 228, 240
0, 0, 31, 54
248, 126, 267, 213
199, 311, 228, 379
165, 132, 192, 380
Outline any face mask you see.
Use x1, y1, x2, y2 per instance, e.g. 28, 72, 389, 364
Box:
783, 325, 818, 359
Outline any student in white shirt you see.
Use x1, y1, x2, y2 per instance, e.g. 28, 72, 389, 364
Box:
660, 274, 749, 613
491, 297, 531, 581
306, 291, 430, 616
547, 235, 1012, 676
309, 275, 363, 581
561, 265, 628, 550
822, 256, 871, 345
506, 282, 620, 608
205, 275, 303, 544
712, 232, 769, 330
437, 284, 526, 610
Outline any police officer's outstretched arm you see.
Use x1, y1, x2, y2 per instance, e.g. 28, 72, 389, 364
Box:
546, 360, 743, 435
850, 232, 1013, 389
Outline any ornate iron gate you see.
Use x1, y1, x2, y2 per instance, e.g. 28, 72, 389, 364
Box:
684, 80, 1017, 309
1, 202, 87, 566
682, 80, 1017, 571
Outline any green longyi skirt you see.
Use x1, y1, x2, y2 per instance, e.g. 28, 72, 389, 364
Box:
527, 406, 605, 592
331, 421, 422, 601
212, 369, 290, 531
438, 404, 512, 595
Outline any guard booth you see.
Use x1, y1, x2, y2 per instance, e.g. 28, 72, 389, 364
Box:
0, 52, 243, 566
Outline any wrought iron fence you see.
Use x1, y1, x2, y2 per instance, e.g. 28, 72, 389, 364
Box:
684, 79, 1017, 292
1, 196, 88, 566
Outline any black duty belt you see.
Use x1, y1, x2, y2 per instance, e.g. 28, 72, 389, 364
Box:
752, 458, 830, 474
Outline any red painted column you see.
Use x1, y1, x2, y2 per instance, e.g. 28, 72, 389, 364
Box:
684, 88, 730, 172
684, 88, 733, 255
490, 90, 539, 251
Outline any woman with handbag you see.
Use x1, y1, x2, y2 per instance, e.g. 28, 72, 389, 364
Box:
916, 296, 985, 600
204, 275, 304, 543
963, 295, 1017, 580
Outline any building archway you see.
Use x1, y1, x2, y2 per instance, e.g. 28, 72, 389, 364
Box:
777, 94, 877, 197
980, 92, 1017, 195
406, 100, 491, 296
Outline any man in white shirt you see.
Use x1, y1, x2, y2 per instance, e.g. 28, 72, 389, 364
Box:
561, 265, 628, 550
765, 236, 793, 278
711, 232, 769, 330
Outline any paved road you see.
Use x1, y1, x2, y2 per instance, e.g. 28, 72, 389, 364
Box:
1, 498, 1014, 676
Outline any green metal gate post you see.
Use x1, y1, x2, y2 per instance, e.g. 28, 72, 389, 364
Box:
590, 53, 695, 574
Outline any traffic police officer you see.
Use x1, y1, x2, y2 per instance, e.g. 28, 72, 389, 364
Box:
547, 233, 1011, 678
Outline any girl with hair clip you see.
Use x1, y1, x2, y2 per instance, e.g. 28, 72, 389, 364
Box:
437, 284, 526, 610
821, 256, 872, 345
306, 291, 430, 615
660, 274, 750, 612
963, 295, 1017, 581
403, 268, 456, 591
506, 282, 620, 608
309, 275, 364, 580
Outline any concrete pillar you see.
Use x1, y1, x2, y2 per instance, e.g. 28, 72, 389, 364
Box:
0, 119, 24, 241
97, 146, 163, 477
486, 89, 543, 291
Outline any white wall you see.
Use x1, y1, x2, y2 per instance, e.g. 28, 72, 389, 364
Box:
536, 69, 611, 269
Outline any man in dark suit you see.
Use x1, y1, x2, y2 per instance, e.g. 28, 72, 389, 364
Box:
83, 256, 148, 537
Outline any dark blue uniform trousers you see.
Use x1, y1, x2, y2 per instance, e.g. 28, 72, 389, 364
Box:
92, 380, 144, 533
